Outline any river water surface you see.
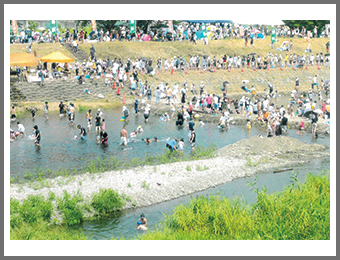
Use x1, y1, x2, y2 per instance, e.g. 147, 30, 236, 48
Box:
10, 108, 330, 239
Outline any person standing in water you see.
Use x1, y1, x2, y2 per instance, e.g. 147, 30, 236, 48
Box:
95, 112, 101, 134
189, 129, 196, 151
69, 103, 75, 125
59, 101, 65, 116
120, 125, 128, 146
44, 101, 49, 121
10, 106, 16, 120
32, 125, 41, 146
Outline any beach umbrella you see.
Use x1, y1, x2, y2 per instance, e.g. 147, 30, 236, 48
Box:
223, 81, 230, 84
105, 74, 114, 78
242, 80, 249, 84
303, 110, 322, 118
325, 53, 330, 56
146, 66, 153, 73
249, 52, 256, 55
140, 57, 148, 61
242, 55, 247, 57
203, 55, 209, 59
142, 34, 151, 41
325, 80, 330, 84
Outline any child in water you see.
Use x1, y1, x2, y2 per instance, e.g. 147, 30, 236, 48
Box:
178, 138, 185, 151
246, 119, 251, 130
296, 121, 305, 135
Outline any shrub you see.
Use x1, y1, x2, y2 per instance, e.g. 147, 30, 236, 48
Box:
57, 191, 84, 226
91, 188, 124, 215
16, 195, 53, 225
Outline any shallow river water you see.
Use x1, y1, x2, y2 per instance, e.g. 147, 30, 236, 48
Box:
10, 107, 330, 239
10, 107, 329, 177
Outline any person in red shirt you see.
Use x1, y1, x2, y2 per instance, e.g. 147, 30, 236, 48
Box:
79, 29, 84, 43
206, 94, 213, 113
188, 102, 193, 119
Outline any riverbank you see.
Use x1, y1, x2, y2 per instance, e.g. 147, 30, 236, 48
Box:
10, 136, 329, 215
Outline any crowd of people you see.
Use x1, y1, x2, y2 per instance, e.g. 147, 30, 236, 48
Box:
11, 21, 331, 45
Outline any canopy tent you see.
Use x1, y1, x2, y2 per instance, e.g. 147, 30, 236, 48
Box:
114, 21, 130, 27
40, 52, 73, 63
10, 53, 39, 67
182, 20, 233, 24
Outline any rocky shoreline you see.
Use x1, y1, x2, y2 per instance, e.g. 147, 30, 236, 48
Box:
10, 136, 329, 212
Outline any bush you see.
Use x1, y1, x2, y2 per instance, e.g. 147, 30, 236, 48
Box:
18, 195, 53, 224
91, 188, 125, 215
57, 191, 84, 226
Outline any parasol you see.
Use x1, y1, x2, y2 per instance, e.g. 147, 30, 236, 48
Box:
146, 66, 154, 73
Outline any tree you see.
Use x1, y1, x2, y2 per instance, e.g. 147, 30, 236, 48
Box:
28, 20, 39, 31
282, 20, 330, 34
75, 20, 120, 32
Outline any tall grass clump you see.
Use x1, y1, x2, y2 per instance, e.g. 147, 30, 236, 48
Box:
91, 188, 125, 215
57, 191, 84, 226
10, 220, 88, 240
136, 173, 330, 240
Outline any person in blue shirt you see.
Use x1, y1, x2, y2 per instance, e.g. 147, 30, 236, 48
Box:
166, 139, 178, 151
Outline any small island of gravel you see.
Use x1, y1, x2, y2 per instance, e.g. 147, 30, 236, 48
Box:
10, 135, 329, 211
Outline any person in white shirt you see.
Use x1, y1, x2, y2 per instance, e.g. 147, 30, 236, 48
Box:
17, 122, 25, 136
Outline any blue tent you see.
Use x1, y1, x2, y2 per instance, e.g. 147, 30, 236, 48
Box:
182, 20, 233, 24
249, 33, 264, 39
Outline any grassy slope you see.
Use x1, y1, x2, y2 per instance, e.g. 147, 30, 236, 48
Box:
79, 37, 330, 94
10, 38, 330, 95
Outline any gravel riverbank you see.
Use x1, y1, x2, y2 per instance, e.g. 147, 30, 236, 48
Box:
10, 136, 329, 211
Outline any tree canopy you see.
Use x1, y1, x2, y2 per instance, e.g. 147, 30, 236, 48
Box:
282, 20, 330, 33
75, 20, 182, 33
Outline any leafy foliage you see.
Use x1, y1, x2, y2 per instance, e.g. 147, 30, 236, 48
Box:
91, 188, 125, 215
282, 20, 330, 34
137, 173, 330, 240
57, 191, 84, 226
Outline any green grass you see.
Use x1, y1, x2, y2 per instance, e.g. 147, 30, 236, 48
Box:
186, 165, 191, 171
56, 191, 84, 226
135, 172, 330, 240
10, 220, 88, 240
10, 187, 127, 239
91, 188, 125, 215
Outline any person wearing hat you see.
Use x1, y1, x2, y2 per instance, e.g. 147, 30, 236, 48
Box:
122, 106, 129, 122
